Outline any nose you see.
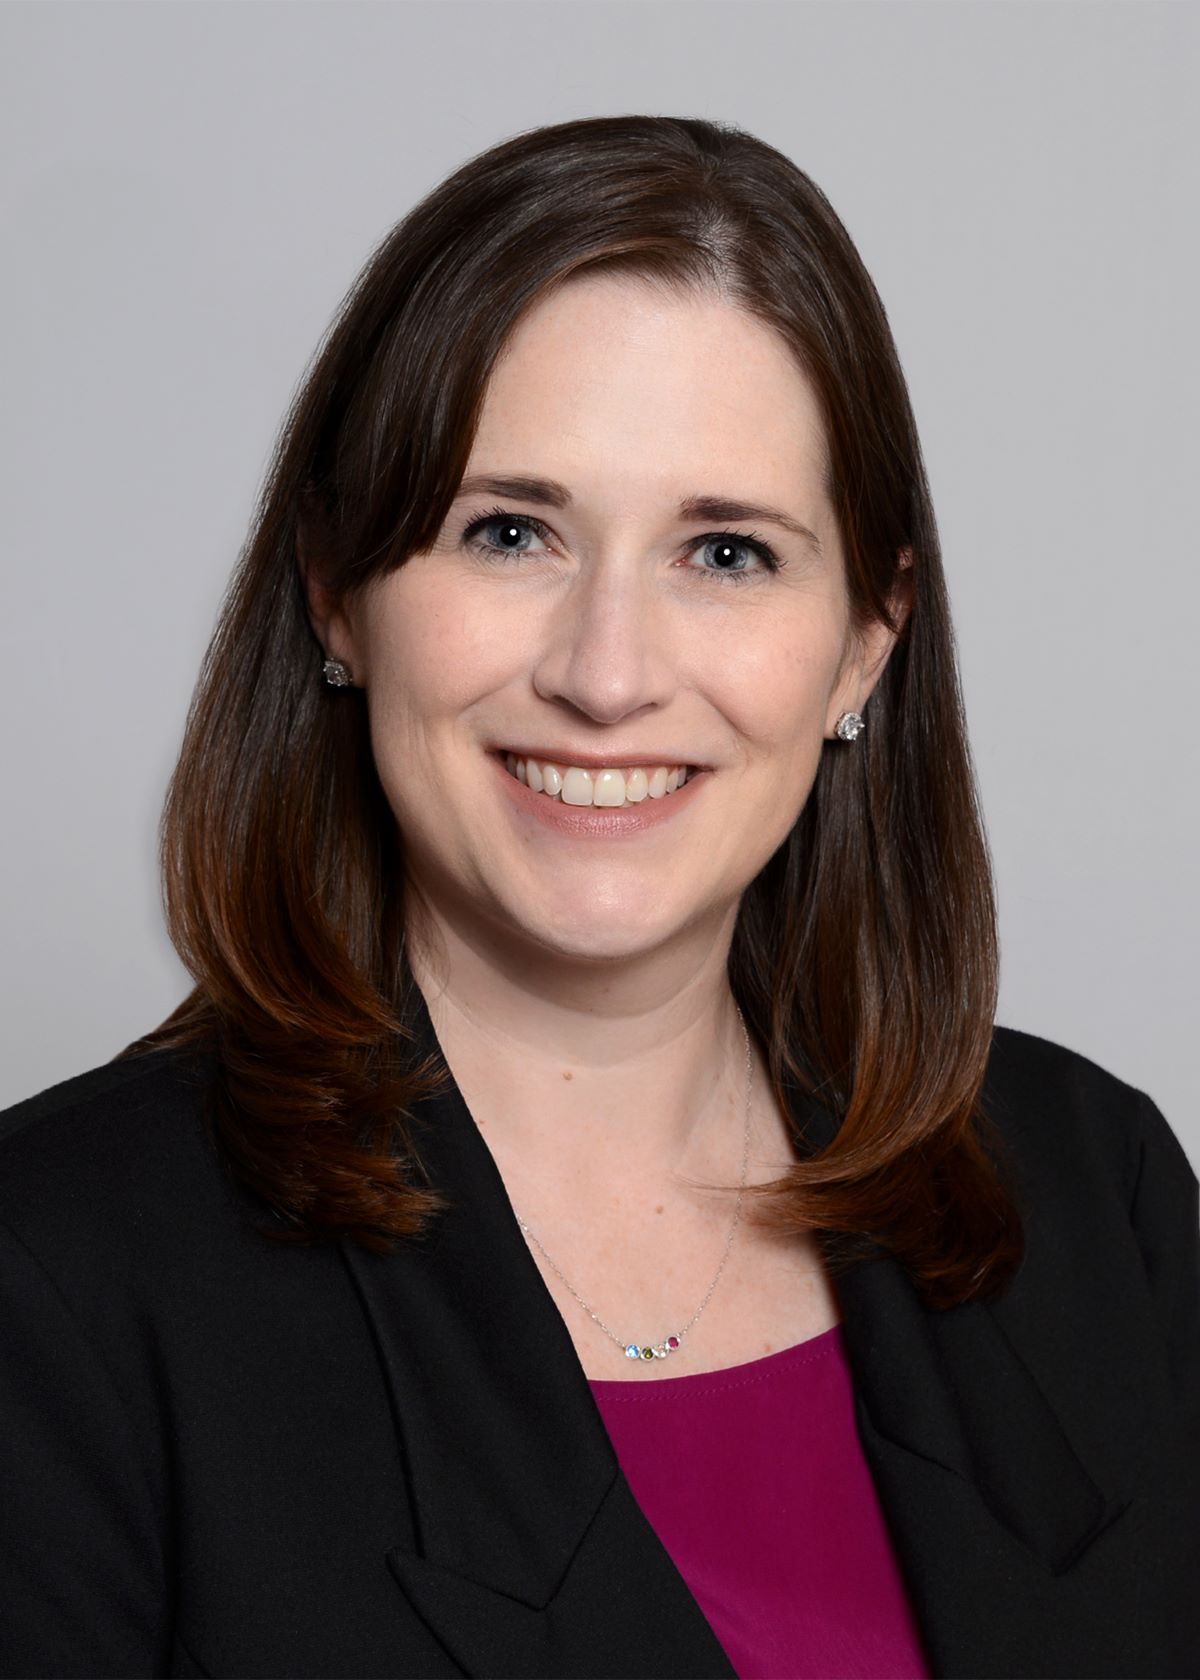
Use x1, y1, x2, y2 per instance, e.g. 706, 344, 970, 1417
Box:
529, 551, 681, 726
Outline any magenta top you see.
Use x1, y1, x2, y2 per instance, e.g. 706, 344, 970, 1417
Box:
588, 1323, 933, 1680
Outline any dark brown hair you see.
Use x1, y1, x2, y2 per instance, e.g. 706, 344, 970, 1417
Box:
116, 114, 1023, 1309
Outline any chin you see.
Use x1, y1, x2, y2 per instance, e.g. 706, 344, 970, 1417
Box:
482, 884, 652, 953
494, 876, 723, 965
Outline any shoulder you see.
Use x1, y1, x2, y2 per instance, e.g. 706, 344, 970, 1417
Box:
0, 1042, 216, 1167
985, 1028, 1198, 1458
983, 1022, 1195, 1221
0, 1044, 212, 1148
0, 1042, 240, 1270
988, 1020, 1146, 1110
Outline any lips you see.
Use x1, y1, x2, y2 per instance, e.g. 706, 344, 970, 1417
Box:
490, 749, 705, 833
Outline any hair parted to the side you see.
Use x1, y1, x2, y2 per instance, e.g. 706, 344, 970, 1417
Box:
116, 113, 1024, 1310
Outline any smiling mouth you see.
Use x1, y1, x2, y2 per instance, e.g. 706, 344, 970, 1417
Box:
494, 749, 703, 808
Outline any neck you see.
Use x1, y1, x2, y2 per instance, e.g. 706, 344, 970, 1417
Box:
406, 909, 753, 1190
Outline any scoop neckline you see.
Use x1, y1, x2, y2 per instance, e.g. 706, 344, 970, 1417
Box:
587, 1320, 844, 1397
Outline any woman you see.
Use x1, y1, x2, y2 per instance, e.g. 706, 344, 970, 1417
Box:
1, 115, 1195, 1680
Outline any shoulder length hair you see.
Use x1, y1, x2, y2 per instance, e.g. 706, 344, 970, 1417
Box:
117, 114, 1024, 1310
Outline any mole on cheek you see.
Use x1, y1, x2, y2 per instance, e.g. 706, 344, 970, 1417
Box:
562, 1070, 573, 1081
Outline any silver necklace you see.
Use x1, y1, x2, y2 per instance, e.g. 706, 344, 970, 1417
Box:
512, 1005, 753, 1365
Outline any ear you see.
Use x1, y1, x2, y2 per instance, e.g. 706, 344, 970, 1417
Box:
296, 519, 362, 684
825, 546, 914, 738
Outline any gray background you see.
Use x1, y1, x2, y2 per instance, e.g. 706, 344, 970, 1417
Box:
2, 1, 1195, 1168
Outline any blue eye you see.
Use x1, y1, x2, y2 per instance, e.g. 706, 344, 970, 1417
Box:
689, 532, 781, 581
462, 509, 553, 557
459, 507, 782, 584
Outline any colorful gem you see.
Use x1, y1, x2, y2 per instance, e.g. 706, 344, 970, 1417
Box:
641, 1346, 655, 1360
625, 1344, 641, 1359
667, 1335, 680, 1349
653, 1344, 667, 1358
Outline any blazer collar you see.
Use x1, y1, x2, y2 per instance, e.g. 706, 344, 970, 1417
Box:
343, 1000, 618, 1605
339, 989, 1129, 1677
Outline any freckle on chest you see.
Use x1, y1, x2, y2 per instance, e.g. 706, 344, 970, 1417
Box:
562, 1070, 573, 1081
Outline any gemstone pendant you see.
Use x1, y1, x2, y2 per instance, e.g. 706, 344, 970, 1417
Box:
624, 1335, 681, 1361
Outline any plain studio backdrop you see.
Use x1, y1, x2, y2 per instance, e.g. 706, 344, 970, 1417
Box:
1, 1, 1195, 1172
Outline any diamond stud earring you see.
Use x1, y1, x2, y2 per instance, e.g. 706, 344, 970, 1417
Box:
322, 657, 353, 688
834, 711, 865, 741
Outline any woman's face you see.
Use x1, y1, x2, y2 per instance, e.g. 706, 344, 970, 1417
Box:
309, 276, 901, 969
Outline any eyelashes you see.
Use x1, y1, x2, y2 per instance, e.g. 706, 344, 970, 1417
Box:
458, 506, 783, 585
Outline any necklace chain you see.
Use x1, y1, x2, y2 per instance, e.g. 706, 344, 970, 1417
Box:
512, 1005, 753, 1365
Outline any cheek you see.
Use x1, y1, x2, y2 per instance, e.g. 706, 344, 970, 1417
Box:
724, 647, 836, 854
362, 575, 510, 728
708, 614, 845, 759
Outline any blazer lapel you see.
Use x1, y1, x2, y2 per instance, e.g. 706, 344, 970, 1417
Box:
792, 1079, 1136, 1678
791, 1081, 1129, 1572
341, 994, 1131, 1680
338, 990, 736, 1679
833, 1243, 1128, 1572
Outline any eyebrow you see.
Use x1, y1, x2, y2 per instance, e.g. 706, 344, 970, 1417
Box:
454, 473, 824, 558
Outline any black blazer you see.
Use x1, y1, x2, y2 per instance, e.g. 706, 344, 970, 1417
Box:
1, 994, 1196, 1680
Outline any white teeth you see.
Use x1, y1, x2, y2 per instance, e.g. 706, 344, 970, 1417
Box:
596, 769, 630, 806
502, 753, 693, 807
562, 767, 594, 807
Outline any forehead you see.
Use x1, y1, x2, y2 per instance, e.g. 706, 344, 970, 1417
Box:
465, 276, 829, 510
